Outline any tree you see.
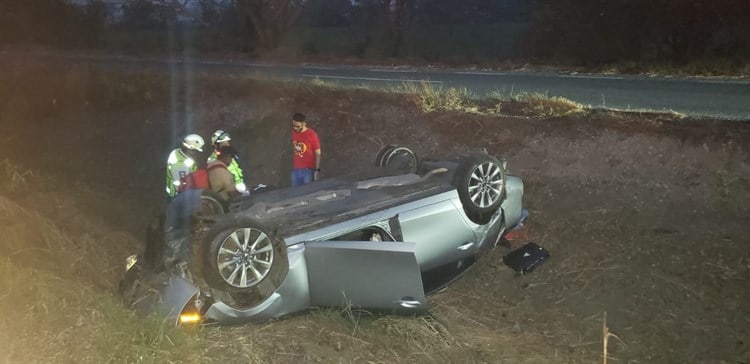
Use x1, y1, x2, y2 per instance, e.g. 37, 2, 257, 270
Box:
523, 0, 750, 65
351, 0, 413, 56
234, 0, 307, 50
299, 0, 354, 27
119, 0, 178, 29
0, 0, 108, 47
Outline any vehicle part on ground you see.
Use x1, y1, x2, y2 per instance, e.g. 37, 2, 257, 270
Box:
381, 146, 419, 174
201, 217, 289, 307
503, 242, 550, 274
374, 145, 396, 167
454, 153, 507, 224
198, 190, 229, 217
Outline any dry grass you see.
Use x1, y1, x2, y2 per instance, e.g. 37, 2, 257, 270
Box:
397, 82, 479, 114
0, 195, 210, 363
0, 158, 36, 192
396, 82, 584, 118
500, 92, 584, 118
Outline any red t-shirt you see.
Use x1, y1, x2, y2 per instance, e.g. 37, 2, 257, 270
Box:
292, 128, 320, 169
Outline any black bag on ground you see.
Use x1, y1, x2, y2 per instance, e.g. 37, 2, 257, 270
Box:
503, 242, 550, 274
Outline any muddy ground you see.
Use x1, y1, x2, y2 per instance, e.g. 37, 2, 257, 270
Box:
1, 60, 749, 363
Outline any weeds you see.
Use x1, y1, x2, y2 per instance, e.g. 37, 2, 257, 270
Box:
503, 92, 584, 117
0, 158, 35, 191
397, 82, 478, 113
0, 196, 209, 364
396, 82, 584, 118
0, 259, 207, 363
308, 77, 337, 89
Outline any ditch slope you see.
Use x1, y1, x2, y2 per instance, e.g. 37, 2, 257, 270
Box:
1, 63, 749, 363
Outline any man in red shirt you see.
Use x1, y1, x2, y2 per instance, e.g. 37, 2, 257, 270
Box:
291, 112, 322, 186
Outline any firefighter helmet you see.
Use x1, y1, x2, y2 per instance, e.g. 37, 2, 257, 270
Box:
182, 134, 205, 152
211, 130, 231, 145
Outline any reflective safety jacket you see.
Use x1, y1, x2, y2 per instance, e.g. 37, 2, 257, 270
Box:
208, 151, 246, 193
166, 148, 197, 197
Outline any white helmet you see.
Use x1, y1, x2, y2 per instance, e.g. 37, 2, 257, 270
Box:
211, 130, 231, 145
182, 134, 204, 152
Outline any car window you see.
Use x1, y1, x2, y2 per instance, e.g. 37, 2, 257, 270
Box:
329, 226, 394, 242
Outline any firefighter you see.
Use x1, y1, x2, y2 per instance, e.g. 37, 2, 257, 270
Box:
208, 129, 247, 193
165, 134, 205, 199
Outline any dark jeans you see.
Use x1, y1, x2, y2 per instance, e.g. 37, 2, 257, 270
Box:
291, 168, 315, 186
165, 189, 203, 230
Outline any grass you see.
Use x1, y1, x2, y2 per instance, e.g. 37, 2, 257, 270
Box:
0, 194, 210, 363
0, 158, 36, 192
501, 92, 585, 117
0, 59, 170, 124
0, 159, 209, 362
398, 82, 478, 113
598, 59, 750, 78
396, 82, 584, 117
0, 260, 207, 363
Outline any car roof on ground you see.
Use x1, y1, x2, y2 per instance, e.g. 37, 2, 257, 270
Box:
231, 162, 459, 237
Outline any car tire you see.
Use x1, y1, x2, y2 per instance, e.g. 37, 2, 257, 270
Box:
383, 146, 419, 174
376, 145, 419, 173
197, 190, 228, 218
375, 145, 396, 167
200, 217, 288, 307
454, 153, 506, 225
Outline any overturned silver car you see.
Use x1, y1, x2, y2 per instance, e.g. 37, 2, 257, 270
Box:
119, 146, 525, 325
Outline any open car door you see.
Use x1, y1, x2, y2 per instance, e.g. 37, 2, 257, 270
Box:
304, 241, 426, 314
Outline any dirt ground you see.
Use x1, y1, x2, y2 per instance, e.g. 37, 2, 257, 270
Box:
1, 61, 749, 363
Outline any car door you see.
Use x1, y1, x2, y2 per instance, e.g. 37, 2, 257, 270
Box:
304, 241, 426, 313
397, 196, 478, 271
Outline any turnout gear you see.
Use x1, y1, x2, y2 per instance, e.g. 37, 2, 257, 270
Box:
208, 130, 246, 193
208, 151, 246, 193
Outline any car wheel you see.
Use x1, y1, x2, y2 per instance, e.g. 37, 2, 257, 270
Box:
383, 146, 418, 174
197, 190, 228, 218
374, 145, 396, 167
201, 217, 288, 307
454, 153, 506, 224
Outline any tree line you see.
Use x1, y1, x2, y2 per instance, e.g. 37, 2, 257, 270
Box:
525, 0, 750, 65
1, 0, 748, 68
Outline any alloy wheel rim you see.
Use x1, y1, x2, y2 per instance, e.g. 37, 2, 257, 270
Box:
217, 227, 274, 288
468, 162, 504, 208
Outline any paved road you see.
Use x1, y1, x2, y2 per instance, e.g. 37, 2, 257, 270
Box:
22, 52, 750, 120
